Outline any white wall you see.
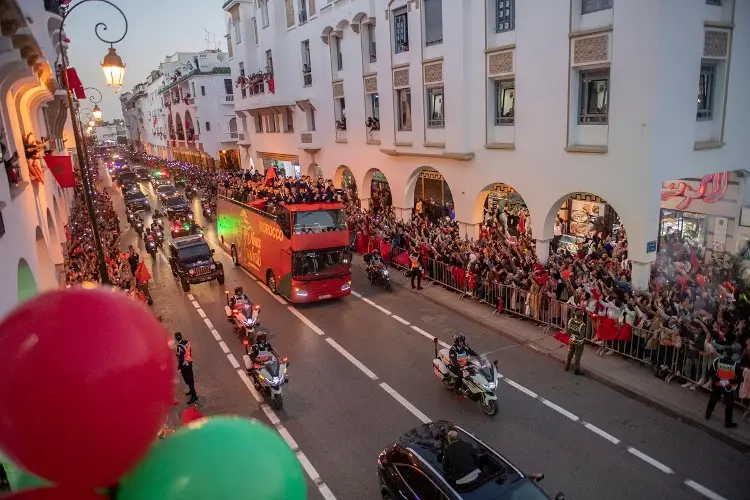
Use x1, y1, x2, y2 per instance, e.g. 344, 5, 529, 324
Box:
225, 0, 749, 267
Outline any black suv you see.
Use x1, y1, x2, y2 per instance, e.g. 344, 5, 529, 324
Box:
168, 235, 225, 292
378, 421, 565, 500
163, 196, 192, 220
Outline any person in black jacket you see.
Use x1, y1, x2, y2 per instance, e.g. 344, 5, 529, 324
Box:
442, 430, 479, 485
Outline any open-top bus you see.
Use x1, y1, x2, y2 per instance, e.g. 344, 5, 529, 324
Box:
217, 194, 351, 303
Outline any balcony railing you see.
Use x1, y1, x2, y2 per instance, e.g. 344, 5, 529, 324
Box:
185, 97, 196, 105
303, 71, 312, 87
299, 9, 308, 24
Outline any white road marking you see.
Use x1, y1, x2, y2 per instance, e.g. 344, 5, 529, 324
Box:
325, 338, 379, 381
187, 290, 338, 500
504, 379, 538, 399
583, 423, 621, 445
288, 307, 326, 335
191, 300, 200, 309
351, 291, 362, 298
539, 398, 580, 422
391, 315, 410, 326
203, 318, 214, 329
380, 382, 431, 423
361, 297, 392, 315
227, 353, 240, 369
196, 308, 206, 319
187, 294, 195, 301
684, 480, 728, 500
238, 267, 287, 304
627, 447, 674, 475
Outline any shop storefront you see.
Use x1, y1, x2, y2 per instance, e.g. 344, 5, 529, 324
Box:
414, 168, 453, 206
260, 152, 300, 178
219, 149, 240, 170
553, 193, 621, 241
659, 170, 747, 269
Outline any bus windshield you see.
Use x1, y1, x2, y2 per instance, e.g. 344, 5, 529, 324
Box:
292, 248, 351, 280
293, 209, 346, 234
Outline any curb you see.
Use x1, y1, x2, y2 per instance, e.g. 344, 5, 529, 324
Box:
355, 260, 750, 452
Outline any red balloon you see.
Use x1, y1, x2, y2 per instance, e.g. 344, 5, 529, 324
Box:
562, 269, 572, 280
0, 289, 175, 489
5, 487, 105, 500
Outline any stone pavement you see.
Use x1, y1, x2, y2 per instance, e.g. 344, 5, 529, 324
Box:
353, 258, 750, 450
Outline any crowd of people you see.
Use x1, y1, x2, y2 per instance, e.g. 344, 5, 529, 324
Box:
63, 154, 150, 302
128, 152, 750, 405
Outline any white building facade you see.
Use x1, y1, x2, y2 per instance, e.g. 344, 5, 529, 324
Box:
0, 0, 75, 318
224, 0, 749, 290
122, 51, 240, 168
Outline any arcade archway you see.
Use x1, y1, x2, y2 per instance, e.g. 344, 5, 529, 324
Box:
474, 183, 531, 237
307, 163, 323, 178
34, 226, 56, 290
334, 165, 357, 199
362, 168, 392, 210
407, 167, 453, 222
17, 258, 38, 303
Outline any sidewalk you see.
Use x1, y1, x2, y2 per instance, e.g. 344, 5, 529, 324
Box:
353, 258, 750, 450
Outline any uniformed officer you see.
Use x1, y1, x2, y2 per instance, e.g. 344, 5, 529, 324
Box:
705, 346, 743, 428
175, 332, 198, 404
564, 308, 587, 375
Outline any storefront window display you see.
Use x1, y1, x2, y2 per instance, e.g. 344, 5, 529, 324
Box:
261, 154, 300, 178
659, 210, 708, 248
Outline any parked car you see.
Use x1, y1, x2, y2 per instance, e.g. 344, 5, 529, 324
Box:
168, 235, 224, 292
378, 421, 565, 500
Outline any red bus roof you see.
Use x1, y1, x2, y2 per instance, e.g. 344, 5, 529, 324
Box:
246, 198, 343, 213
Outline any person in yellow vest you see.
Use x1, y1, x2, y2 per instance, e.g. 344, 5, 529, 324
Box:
564, 308, 587, 375
175, 332, 198, 405
705, 346, 743, 428
409, 250, 423, 290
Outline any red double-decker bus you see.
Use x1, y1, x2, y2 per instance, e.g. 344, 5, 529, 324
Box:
216, 194, 352, 303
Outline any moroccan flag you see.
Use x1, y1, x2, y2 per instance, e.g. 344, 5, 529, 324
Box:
63, 68, 85, 99
134, 261, 152, 284
264, 166, 277, 185
28, 158, 44, 183
181, 405, 204, 424
44, 154, 75, 188
554, 331, 571, 345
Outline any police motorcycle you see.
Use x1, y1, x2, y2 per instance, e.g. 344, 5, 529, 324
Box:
201, 196, 215, 221
151, 222, 164, 246
224, 290, 261, 342
132, 213, 145, 236
432, 338, 499, 416
242, 334, 289, 410
185, 185, 198, 201
126, 207, 137, 224
152, 210, 165, 229
363, 251, 392, 291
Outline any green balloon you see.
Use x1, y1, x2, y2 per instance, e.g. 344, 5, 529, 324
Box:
118, 417, 306, 500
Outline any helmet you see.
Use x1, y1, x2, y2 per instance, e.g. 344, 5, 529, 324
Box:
256, 332, 267, 345
454, 333, 466, 346
234, 286, 243, 295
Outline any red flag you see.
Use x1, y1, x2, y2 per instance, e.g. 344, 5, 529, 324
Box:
554, 331, 571, 345
181, 405, 203, 424
64, 68, 85, 99
44, 154, 75, 188
689, 247, 699, 274
135, 261, 152, 284
264, 167, 277, 185
267, 77, 275, 94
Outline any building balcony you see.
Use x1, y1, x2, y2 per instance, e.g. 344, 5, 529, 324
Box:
225, 132, 240, 142
185, 97, 196, 106
335, 128, 347, 143
299, 131, 321, 152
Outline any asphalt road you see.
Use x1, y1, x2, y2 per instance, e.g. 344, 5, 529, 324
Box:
114, 174, 749, 500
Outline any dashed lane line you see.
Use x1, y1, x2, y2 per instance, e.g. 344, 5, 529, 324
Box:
187, 292, 338, 500
350, 291, 730, 499
196, 308, 207, 319
325, 338, 379, 381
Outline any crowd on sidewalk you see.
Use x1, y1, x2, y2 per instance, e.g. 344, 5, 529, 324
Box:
132, 153, 750, 407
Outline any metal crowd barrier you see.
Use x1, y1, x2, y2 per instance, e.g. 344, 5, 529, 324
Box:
356, 234, 748, 412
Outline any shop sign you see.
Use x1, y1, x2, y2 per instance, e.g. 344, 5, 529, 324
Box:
661, 171, 729, 210
646, 240, 657, 253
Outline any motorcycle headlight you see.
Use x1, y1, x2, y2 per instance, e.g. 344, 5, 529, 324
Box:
382, 269, 389, 276
484, 381, 497, 391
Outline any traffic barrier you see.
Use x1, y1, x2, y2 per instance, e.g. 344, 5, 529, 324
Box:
352, 231, 748, 412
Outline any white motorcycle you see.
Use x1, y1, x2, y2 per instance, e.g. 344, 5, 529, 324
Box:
224, 292, 261, 342
432, 338, 499, 417
242, 345, 289, 410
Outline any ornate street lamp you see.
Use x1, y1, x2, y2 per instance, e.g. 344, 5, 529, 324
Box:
101, 47, 126, 92
92, 104, 102, 121
57, 1, 128, 285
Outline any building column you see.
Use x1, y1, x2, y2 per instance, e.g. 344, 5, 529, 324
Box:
535, 238, 551, 265
631, 261, 651, 292
393, 207, 412, 222
360, 198, 370, 211
459, 222, 479, 241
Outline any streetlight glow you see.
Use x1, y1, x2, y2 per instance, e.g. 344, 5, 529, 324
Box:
92, 104, 102, 120
101, 47, 126, 91
88, 120, 95, 127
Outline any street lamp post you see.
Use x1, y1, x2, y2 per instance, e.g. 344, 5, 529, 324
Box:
58, 0, 128, 285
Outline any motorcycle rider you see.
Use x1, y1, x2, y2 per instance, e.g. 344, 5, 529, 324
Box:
230, 286, 251, 308
367, 248, 385, 280
247, 332, 278, 378
449, 333, 478, 392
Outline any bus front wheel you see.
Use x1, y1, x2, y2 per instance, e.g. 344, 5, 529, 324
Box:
266, 271, 277, 294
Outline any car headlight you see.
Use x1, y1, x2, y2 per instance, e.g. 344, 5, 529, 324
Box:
294, 288, 308, 296
210, 264, 216, 270
341, 282, 351, 291
188, 269, 195, 276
